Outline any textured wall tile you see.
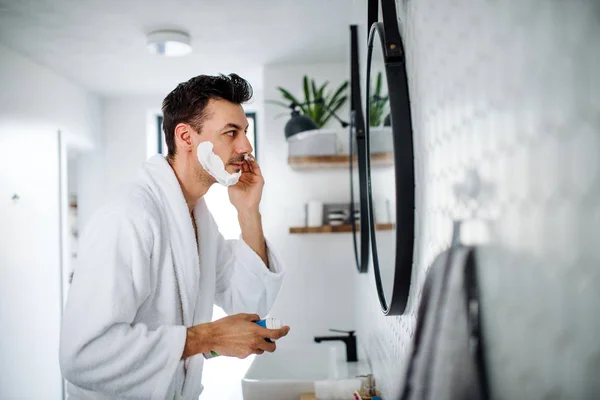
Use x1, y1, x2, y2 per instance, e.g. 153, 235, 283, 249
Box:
356, 1, 599, 398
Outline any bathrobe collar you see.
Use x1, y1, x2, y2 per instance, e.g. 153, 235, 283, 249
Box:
142, 155, 200, 327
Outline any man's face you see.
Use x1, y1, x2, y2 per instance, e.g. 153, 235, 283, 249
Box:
191, 98, 253, 177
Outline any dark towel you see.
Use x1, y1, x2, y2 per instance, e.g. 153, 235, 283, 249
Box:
400, 246, 489, 400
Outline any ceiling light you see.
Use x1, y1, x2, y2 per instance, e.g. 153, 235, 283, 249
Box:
147, 30, 192, 57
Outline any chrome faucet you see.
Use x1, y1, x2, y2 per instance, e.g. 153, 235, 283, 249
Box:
314, 329, 358, 362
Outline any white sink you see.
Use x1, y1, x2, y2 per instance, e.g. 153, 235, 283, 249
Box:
241, 344, 370, 400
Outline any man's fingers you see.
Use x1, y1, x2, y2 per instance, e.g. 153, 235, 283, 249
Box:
245, 159, 254, 174
250, 159, 261, 173
241, 161, 250, 173
243, 158, 260, 176
256, 325, 291, 340
265, 326, 290, 340
240, 313, 260, 322
256, 339, 276, 353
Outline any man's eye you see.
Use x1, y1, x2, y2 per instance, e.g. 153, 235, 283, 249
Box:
226, 131, 235, 137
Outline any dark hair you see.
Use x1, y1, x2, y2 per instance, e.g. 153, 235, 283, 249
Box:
161, 73, 253, 158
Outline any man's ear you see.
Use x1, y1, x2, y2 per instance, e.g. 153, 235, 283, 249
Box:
174, 123, 193, 152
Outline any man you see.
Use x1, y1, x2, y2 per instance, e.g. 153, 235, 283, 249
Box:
60, 74, 289, 399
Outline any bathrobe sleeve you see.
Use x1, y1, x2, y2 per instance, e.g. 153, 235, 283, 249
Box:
59, 205, 186, 399
213, 231, 285, 317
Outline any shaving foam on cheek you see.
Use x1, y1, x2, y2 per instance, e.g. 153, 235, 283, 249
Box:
197, 141, 241, 187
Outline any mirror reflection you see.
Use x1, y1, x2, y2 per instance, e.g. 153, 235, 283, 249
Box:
350, 130, 363, 268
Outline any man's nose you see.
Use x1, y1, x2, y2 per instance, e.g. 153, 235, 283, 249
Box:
236, 134, 253, 155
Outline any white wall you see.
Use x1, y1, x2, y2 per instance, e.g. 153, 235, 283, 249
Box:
72, 94, 166, 231
354, 1, 600, 399
261, 63, 358, 346
103, 95, 165, 195
0, 44, 101, 148
0, 43, 102, 399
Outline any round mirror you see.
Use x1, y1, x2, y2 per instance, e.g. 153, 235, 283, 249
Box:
365, 20, 415, 315
350, 119, 369, 273
349, 24, 369, 273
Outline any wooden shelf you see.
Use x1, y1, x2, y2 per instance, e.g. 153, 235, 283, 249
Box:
289, 223, 393, 234
288, 152, 393, 170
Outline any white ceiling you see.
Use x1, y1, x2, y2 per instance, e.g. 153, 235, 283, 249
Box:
0, 0, 360, 97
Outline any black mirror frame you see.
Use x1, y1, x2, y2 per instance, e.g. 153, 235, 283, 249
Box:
349, 24, 370, 274
365, 0, 416, 315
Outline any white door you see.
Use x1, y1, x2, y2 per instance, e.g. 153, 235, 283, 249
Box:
0, 129, 64, 399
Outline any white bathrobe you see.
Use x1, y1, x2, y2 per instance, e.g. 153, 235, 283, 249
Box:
59, 155, 285, 400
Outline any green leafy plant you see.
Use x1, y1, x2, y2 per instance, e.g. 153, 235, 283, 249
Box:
369, 72, 389, 127
268, 75, 349, 128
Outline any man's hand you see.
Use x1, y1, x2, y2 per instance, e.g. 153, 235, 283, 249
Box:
228, 157, 263, 214
182, 314, 290, 360
228, 156, 270, 266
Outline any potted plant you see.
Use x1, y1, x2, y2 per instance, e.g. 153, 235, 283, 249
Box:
269, 75, 349, 129
369, 71, 389, 127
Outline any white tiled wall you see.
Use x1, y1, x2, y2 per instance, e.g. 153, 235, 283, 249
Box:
356, 1, 599, 399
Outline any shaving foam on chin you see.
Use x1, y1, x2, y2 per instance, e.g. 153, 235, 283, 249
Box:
197, 141, 241, 187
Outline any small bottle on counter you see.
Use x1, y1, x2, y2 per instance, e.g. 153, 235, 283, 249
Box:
203, 318, 284, 359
